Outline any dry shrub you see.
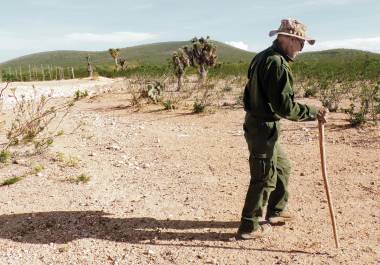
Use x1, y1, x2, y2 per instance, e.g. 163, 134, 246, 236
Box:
2, 86, 75, 154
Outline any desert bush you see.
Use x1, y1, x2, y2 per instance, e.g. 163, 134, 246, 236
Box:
74, 90, 89, 101
1, 87, 75, 154
346, 80, 380, 126
315, 76, 352, 112
129, 78, 166, 109
192, 82, 223, 113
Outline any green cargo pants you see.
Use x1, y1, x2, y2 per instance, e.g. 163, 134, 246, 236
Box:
241, 117, 291, 231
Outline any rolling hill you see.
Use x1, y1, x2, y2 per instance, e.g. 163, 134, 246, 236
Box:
1, 41, 379, 81
0, 41, 255, 69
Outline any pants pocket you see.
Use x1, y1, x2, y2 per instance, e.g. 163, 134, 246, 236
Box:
250, 156, 272, 182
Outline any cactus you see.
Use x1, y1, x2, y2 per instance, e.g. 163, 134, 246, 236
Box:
172, 49, 191, 91
143, 81, 163, 103
172, 36, 217, 90
190, 36, 217, 81
109, 48, 128, 71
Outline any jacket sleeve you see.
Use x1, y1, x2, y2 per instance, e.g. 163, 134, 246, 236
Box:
263, 57, 317, 121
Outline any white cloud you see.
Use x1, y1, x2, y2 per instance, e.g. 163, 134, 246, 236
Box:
304, 37, 380, 53
225, 41, 250, 51
65, 32, 157, 43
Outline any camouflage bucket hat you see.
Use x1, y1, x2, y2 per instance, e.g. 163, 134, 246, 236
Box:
269, 19, 315, 45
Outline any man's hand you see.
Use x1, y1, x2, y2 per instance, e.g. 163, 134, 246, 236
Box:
317, 107, 329, 124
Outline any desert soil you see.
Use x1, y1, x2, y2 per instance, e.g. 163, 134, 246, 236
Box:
0, 78, 379, 265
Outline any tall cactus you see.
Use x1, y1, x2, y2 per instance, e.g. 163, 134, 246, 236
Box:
109, 48, 128, 71
190, 36, 217, 81
172, 49, 190, 91
109, 48, 120, 70
172, 36, 217, 90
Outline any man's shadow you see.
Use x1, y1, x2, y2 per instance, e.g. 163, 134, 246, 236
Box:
0, 211, 238, 244
0, 211, 328, 255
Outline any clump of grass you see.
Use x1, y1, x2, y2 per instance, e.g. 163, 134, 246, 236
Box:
56, 130, 64, 136
162, 100, 175, 110
0, 150, 11, 164
0, 173, 27, 186
69, 173, 91, 184
74, 90, 89, 101
32, 164, 45, 174
53, 152, 80, 167
54, 152, 65, 162
1, 176, 23, 186
65, 156, 80, 167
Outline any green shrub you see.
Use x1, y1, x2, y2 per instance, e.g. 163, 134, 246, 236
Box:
70, 173, 91, 184
0, 150, 11, 164
193, 101, 205, 113
346, 81, 380, 126
304, 86, 318, 97
162, 100, 175, 110
74, 90, 89, 101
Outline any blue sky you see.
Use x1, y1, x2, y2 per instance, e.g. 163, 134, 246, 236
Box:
0, 0, 379, 62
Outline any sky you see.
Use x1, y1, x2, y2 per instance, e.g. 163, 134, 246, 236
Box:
0, 0, 379, 63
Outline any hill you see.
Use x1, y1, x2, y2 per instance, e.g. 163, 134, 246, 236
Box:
0, 41, 255, 69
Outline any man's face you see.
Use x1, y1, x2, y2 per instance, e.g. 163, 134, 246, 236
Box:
288, 37, 305, 59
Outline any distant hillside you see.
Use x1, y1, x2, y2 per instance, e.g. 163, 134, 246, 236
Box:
298, 48, 380, 62
0, 41, 255, 69
1, 42, 379, 81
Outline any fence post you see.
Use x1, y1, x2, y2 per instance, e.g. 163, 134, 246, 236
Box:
29, 64, 32, 81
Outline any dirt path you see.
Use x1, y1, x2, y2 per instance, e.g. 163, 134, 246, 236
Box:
0, 89, 379, 264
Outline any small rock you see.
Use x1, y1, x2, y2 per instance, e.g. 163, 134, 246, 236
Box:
144, 249, 155, 256
300, 172, 305, 176
89, 152, 96, 157
107, 144, 121, 151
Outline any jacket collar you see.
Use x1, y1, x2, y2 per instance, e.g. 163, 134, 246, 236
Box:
271, 40, 293, 62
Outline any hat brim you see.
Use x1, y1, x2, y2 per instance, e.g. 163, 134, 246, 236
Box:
269, 30, 315, 45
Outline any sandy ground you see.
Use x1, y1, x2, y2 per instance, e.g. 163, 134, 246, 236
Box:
0, 78, 379, 265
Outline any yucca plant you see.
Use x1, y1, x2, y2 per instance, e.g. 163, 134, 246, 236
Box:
189, 36, 218, 81
172, 49, 190, 91
109, 48, 120, 69
109, 48, 128, 71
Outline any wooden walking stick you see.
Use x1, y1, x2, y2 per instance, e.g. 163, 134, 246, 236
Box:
318, 120, 340, 248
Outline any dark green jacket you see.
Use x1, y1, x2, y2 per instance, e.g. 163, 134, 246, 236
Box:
243, 40, 317, 122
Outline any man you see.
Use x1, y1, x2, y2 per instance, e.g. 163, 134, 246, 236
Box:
237, 19, 328, 239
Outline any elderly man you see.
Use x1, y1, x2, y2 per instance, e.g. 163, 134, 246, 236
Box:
237, 19, 328, 239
